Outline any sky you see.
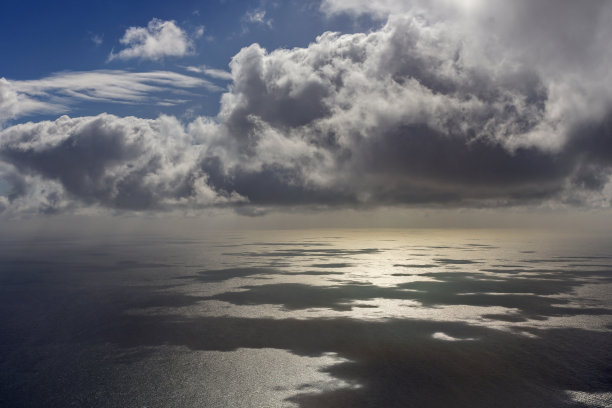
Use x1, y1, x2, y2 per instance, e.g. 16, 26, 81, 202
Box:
1, 0, 612, 228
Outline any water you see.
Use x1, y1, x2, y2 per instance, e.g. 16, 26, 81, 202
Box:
1, 229, 611, 407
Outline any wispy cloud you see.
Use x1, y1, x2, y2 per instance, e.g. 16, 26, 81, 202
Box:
91, 33, 104, 46
243, 9, 273, 28
0, 78, 59, 127
185, 65, 233, 80
194, 26, 205, 39
2, 70, 221, 122
108, 18, 196, 61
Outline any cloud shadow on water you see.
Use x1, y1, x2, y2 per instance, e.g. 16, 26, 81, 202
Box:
200, 266, 612, 320
2, 251, 611, 407
104, 314, 612, 408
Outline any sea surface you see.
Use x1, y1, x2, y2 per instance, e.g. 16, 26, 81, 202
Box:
1, 228, 611, 407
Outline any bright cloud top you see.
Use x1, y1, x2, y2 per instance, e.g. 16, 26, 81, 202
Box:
108, 18, 196, 61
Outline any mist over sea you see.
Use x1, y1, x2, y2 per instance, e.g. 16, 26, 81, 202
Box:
1, 229, 611, 407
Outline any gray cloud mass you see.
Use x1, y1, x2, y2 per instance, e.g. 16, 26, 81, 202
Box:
1, 2, 611, 215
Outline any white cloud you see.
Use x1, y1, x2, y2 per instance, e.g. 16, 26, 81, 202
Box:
209, 11, 612, 207
320, 0, 416, 18
108, 18, 196, 61
1, 70, 220, 123
185, 65, 233, 80
194, 26, 205, 38
91, 34, 103, 46
0, 78, 60, 127
243, 9, 273, 28
0, 114, 245, 215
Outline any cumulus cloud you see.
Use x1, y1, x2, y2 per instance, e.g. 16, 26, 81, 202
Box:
108, 18, 196, 61
0, 114, 245, 214
2, 2, 612, 215
205, 12, 612, 208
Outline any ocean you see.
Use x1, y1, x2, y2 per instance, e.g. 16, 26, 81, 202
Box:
1, 228, 611, 407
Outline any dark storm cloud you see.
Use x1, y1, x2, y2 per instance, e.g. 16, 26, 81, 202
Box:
1, 1, 612, 214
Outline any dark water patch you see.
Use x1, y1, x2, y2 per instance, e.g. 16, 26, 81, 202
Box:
294, 271, 345, 276
223, 248, 382, 258
480, 268, 612, 281
191, 267, 346, 283
482, 313, 530, 322
568, 263, 612, 268
194, 267, 279, 282
489, 265, 528, 269
111, 348, 158, 365
85, 251, 110, 257
217, 242, 333, 248
393, 264, 436, 268
133, 294, 204, 308
435, 258, 482, 265
327, 279, 367, 285
115, 260, 176, 269
554, 256, 612, 260
310, 263, 352, 268
252, 242, 331, 246
420, 271, 488, 279
404, 273, 579, 297
206, 283, 409, 311
521, 259, 576, 264
481, 268, 529, 274
464, 243, 498, 248
482, 268, 558, 273
389, 270, 612, 319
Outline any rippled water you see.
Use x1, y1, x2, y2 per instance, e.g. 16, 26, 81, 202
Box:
1, 229, 611, 407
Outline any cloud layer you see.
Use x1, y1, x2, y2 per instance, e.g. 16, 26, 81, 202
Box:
1, 2, 612, 215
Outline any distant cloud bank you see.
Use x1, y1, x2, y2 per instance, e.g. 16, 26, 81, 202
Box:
1, 1, 612, 215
